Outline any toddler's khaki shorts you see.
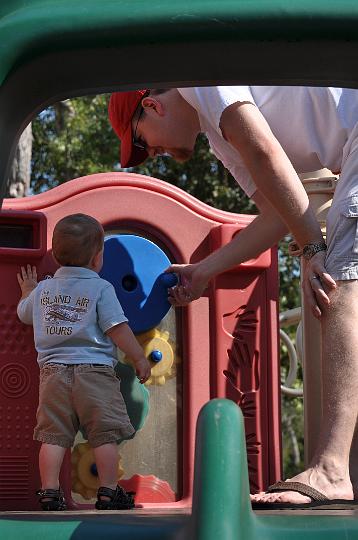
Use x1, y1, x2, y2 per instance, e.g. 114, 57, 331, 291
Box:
34, 363, 135, 448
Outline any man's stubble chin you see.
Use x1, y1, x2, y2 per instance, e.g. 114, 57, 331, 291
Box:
169, 147, 193, 162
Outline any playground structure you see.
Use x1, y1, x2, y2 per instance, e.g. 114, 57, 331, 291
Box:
0, 172, 280, 510
1, 1, 358, 538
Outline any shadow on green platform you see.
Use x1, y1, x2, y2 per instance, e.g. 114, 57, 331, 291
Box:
0, 512, 187, 539
1, 399, 358, 539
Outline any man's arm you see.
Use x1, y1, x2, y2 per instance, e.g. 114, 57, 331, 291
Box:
220, 101, 336, 316
220, 101, 324, 249
168, 190, 330, 317
196, 191, 286, 277
168, 192, 287, 305
197, 190, 287, 278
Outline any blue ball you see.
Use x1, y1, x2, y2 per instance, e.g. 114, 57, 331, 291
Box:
160, 272, 178, 288
150, 350, 163, 363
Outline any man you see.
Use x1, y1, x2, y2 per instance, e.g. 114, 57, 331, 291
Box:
108, 86, 358, 508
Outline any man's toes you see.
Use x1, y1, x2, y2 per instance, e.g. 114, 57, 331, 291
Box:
250, 493, 264, 501
251, 490, 312, 505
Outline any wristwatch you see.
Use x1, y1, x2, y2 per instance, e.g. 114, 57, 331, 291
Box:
302, 241, 327, 260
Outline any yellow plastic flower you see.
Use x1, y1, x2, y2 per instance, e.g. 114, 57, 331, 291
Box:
71, 441, 124, 500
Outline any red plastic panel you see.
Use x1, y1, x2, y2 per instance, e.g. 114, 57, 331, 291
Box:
0, 211, 49, 509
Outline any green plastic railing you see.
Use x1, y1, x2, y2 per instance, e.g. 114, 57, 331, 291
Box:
1, 399, 358, 538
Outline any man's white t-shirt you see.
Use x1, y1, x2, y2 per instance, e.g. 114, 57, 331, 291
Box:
178, 86, 358, 197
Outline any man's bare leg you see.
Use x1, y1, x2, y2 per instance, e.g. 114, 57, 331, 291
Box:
252, 280, 357, 505
349, 422, 358, 498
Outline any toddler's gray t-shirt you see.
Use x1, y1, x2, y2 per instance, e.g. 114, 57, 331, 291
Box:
17, 266, 128, 367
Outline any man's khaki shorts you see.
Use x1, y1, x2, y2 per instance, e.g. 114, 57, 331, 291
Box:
34, 363, 135, 448
325, 130, 358, 281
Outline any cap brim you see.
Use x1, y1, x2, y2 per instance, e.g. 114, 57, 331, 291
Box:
120, 122, 148, 168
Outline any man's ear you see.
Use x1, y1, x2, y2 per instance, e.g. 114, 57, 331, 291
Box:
142, 96, 165, 116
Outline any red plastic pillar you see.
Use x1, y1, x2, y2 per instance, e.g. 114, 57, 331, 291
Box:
209, 224, 282, 492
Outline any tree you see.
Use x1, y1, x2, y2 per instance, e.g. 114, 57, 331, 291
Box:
31, 96, 118, 193
6, 124, 32, 198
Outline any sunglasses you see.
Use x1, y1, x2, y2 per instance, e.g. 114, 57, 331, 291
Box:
132, 91, 150, 151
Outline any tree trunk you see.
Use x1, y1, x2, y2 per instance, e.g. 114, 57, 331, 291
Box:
6, 123, 32, 198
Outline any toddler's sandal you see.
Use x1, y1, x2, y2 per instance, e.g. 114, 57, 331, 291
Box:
95, 485, 135, 510
36, 487, 67, 511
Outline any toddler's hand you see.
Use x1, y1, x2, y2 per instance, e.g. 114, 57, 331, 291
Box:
17, 265, 38, 297
134, 357, 151, 384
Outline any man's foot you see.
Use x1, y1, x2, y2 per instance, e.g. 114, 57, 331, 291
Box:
348, 465, 358, 499
251, 466, 354, 507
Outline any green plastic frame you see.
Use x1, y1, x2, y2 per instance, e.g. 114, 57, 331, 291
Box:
1, 0, 358, 201
1, 3, 358, 537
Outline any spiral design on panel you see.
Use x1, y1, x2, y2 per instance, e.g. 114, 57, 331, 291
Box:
0, 364, 31, 398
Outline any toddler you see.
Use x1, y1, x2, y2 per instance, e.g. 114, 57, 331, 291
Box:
17, 213, 151, 510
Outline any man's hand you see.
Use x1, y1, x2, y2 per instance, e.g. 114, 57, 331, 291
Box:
17, 264, 38, 299
134, 357, 151, 384
302, 251, 337, 318
166, 262, 208, 306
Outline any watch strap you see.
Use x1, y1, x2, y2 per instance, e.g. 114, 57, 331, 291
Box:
302, 241, 327, 260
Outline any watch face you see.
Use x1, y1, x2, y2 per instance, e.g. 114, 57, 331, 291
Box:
303, 246, 314, 258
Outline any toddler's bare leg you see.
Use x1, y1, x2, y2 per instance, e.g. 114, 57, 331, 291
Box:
39, 443, 66, 489
93, 443, 119, 494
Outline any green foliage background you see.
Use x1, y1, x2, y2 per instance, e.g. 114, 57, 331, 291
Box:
31, 94, 304, 476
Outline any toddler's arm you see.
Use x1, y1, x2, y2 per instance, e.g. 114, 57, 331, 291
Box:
17, 264, 38, 300
107, 323, 151, 384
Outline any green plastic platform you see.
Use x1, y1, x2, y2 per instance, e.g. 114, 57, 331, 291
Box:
1, 399, 358, 539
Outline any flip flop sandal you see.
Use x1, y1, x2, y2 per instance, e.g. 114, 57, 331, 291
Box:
36, 487, 67, 511
252, 481, 356, 510
95, 485, 135, 510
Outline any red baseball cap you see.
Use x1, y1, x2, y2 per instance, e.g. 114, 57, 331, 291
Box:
108, 89, 149, 168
